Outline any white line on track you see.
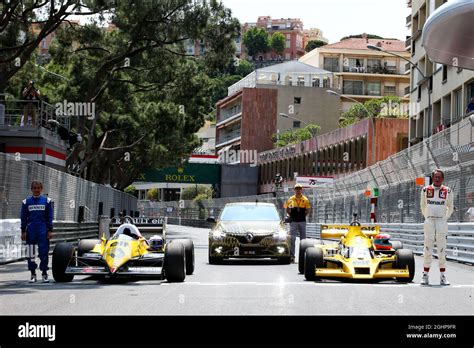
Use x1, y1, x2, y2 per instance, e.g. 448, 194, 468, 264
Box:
180, 281, 474, 287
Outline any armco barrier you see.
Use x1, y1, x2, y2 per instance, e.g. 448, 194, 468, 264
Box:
0, 219, 98, 264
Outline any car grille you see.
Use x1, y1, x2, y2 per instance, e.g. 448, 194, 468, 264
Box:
226, 233, 273, 245
354, 267, 370, 275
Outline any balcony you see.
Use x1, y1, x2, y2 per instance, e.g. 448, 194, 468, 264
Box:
216, 128, 241, 147
342, 87, 381, 97
405, 36, 411, 51
342, 66, 401, 75
217, 104, 242, 126
404, 62, 411, 75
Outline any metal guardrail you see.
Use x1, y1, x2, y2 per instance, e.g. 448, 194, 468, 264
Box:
0, 219, 98, 264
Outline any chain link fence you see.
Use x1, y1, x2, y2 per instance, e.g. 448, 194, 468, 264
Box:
140, 117, 474, 224
0, 153, 137, 222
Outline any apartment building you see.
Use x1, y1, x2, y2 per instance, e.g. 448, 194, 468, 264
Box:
303, 28, 329, 47
407, 0, 474, 145
215, 61, 341, 160
241, 16, 306, 62
300, 37, 411, 112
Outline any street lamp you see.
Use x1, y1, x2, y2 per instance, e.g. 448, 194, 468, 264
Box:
367, 44, 431, 145
326, 90, 376, 166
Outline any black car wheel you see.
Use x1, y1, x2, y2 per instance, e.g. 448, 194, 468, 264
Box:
52, 243, 75, 282
172, 239, 195, 275
395, 249, 415, 282
304, 247, 324, 281
164, 242, 186, 282
298, 239, 321, 274
209, 254, 223, 265
277, 256, 291, 264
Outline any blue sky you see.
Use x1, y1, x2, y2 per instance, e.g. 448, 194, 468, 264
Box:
221, 0, 411, 43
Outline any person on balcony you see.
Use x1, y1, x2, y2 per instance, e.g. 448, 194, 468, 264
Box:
465, 97, 474, 115
22, 80, 41, 126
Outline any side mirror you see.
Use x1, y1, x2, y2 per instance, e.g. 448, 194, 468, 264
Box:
207, 217, 216, 223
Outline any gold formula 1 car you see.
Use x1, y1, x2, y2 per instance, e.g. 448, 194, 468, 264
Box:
52, 216, 194, 283
299, 215, 414, 282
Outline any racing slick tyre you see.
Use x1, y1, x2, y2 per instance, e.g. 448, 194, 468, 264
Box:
77, 239, 101, 256
52, 243, 75, 282
298, 239, 321, 274
390, 241, 404, 251
172, 239, 195, 275
277, 256, 291, 264
304, 247, 324, 281
164, 242, 186, 282
395, 249, 415, 282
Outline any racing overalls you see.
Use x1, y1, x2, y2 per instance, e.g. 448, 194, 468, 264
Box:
20, 195, 54, 272
420, 185, 453, 269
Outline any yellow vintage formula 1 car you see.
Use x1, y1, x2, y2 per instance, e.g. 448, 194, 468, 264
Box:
299, 216, 414, 282
52, 217, 194, 283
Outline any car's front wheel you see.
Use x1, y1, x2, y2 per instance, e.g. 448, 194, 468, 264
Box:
52, 243, 75, 282
395, 249, 415, 282
298, 239, 321, 274
304, 247, 324, 281
164, 242, 186, 282
172, 239, 195, 275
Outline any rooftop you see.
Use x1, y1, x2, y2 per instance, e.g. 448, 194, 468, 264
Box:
323, 38, 407, 52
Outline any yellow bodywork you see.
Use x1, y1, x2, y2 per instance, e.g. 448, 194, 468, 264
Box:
314, 224, 410, 279
91, 236, 153, 273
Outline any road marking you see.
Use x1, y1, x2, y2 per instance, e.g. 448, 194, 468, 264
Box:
179, 281, 474, 287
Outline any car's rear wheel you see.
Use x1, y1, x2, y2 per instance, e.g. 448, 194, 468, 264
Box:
172, 239, 195, 275
304, 247, 324, 281
164, 242, 186, 282
391, 241, 403, 251
395, 249, 415, 282
298, 239, 321, 274
52, 243, 75, 282
77, 239, 101, 256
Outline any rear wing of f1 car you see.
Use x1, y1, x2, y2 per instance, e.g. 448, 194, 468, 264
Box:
109, 217, 167, 240
320, 224, 379, 239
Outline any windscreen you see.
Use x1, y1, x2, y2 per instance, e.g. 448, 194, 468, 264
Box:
220, 205, 280, 221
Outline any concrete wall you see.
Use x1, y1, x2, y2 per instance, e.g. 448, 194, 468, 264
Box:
220, 164, 259, 198
262, 85, 341, 135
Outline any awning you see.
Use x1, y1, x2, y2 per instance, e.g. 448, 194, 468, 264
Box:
422, 0, 474, 70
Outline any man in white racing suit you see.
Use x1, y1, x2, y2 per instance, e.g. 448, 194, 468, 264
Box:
420, 169, 453, 286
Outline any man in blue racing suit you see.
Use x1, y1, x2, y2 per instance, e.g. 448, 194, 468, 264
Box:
20, 181, 54, 283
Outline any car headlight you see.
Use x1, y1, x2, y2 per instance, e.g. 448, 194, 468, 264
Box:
212, 229, 225, 241
273, 230, 288, 242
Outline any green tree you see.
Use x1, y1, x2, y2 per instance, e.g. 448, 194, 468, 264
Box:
181, 185, 213, 200
124, 185, 137, 197
146, 188, 159, 201
305, 40, 327, 52
18, 0, 240, 188
234, 59, 255, 77
339, 96, 408, 128
269, 32, 285, 55
272, 124, 321, 147
0, 0, 107, 99
242, 27, 269, 58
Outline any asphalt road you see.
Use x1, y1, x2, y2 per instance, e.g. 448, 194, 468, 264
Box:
0, 225, 473, 315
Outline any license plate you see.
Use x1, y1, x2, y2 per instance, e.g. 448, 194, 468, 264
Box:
244, 251, 256, 255
353, 260, 369, 266
127, 267, 161, 272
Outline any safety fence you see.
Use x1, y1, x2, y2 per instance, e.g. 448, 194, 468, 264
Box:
0, 152, 137, 222
0, 219, 98, 264
139, 117, 474, 224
